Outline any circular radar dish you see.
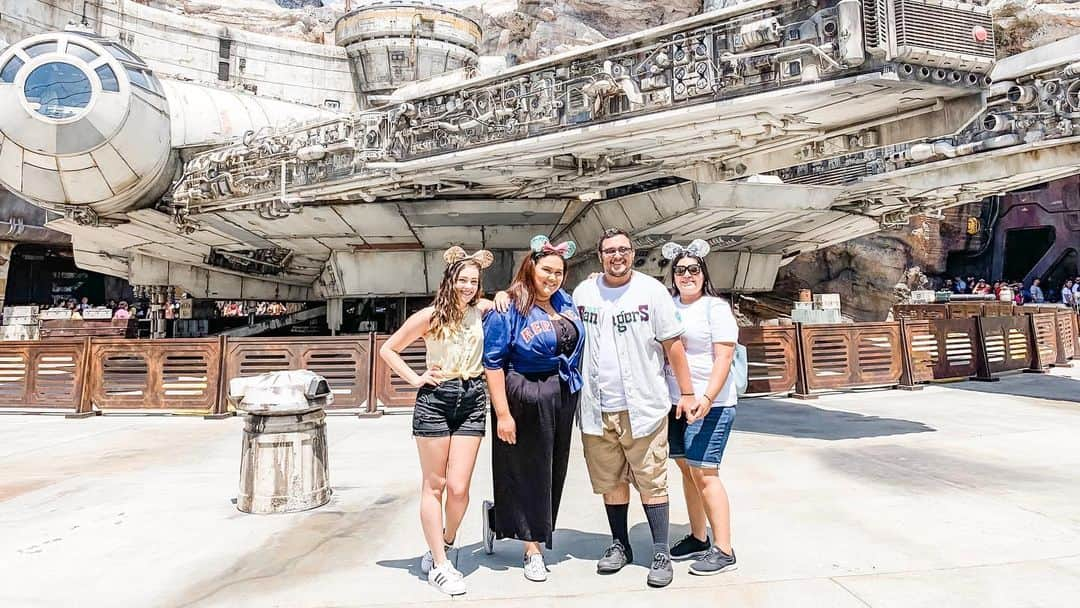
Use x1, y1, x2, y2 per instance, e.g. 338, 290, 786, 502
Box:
23, 61, 93, 121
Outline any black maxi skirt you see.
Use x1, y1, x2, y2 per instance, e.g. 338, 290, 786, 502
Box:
490, 369, 579, 549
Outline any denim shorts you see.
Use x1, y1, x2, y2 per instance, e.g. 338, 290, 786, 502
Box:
412, 376, 488, 437
668, 405, 735, 468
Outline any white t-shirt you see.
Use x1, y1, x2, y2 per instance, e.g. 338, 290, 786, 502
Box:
596, 281, 630, 412
665, 296, 739, 407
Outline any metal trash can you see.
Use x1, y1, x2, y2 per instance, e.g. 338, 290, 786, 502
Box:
228, 370, 334, 514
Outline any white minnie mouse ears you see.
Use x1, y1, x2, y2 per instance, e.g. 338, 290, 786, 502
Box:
661, 239, 711, 261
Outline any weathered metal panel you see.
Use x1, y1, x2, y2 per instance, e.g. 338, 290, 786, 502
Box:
739, 326, 798, 394
798, 323, 904, 392
222, 336, 371, 411
87, 337, 223, 414
372, 334, 425, 408
0, 338, 88, 412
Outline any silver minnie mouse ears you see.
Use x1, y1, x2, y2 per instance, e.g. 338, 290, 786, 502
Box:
661, 239, 710, 261
530, 235, 577, 259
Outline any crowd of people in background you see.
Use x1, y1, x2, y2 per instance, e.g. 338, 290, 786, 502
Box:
941, 275, 1080, 307
216, 301, 298, 318
34, 298, 299, 321
45, 297, 141, 320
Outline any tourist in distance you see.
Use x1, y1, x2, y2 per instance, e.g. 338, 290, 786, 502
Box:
378, 246, 497, 597
480, 235, 585, 582
1028, 278, 1045, 302
571, 228, 696, 588
661, 239, 741, 576
112, 301, 131, 320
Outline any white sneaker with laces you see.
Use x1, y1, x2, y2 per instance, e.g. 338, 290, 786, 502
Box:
523, 553, 547, 582
428, 561, 466, 596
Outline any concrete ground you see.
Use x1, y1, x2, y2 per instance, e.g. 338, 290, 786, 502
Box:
3, 368, 1080, 608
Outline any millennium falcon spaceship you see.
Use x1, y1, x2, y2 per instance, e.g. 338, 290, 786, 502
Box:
1, 0, 1078, 303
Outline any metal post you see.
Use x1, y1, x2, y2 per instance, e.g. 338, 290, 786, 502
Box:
0, 241, 14, 314
789, 322, 816, 400
896, 318, 924, 391
970, 316, 998, 382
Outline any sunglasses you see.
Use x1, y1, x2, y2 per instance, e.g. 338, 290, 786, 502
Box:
673, 264, 702, 276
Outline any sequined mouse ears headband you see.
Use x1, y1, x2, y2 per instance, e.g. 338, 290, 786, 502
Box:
530, 235, 577, 260
443, 246, 494, 269
661, 239, 710, 261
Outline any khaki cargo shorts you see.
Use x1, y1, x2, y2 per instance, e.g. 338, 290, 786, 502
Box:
582, 410, 669, 498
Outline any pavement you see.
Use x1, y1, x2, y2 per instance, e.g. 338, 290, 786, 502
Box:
3, 367, 1080, 607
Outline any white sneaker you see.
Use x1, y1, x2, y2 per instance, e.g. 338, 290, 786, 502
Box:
482, 499, 495, 555
523, 553, 547, 582
428, 561, 466, 596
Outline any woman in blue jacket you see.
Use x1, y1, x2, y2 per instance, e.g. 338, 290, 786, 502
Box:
481, 235, 585, 582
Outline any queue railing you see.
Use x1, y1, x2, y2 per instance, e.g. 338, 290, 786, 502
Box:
2, 310, 1077, 416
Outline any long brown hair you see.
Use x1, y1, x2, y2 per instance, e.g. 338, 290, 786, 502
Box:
506, 253, 565, 315
429, 260, 483, 338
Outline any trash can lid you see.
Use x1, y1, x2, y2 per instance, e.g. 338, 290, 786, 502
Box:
228, 370, 335, 415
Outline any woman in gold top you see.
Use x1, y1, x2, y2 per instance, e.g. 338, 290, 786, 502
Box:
379, 246, 496, 597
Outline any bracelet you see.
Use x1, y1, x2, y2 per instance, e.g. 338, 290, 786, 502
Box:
704, 394, 715, 402
681, 392, 693, 396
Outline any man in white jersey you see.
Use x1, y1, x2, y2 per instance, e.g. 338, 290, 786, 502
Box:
572, 228, 696, 588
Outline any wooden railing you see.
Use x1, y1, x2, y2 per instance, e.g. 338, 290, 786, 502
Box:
222, 335, 372, 412
973, 316, 1033, 379
85, 338, 224, 415
740, 326, 798, 394
0, 310, 1076, 416
371, 335, 426, 409
0, 338, 90, 415
792, 323, 907, 398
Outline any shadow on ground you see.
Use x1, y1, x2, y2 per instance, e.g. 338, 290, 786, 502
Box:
941, 371, 1080, 403
378, 522, 688, 580
734, 397, 935, 440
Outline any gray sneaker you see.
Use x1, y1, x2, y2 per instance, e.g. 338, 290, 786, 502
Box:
481, 500, 495, 555
596, 539, 633, 574
689, 546, 738, 576
647, 551, 674, 588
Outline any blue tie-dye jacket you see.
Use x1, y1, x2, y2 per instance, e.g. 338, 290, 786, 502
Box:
482, 289, 585, 393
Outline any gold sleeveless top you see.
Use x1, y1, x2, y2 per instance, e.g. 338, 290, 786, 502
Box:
424, 306, 484, 380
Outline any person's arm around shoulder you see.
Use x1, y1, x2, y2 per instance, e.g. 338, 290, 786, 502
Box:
482, 309, 517, 444
379, 307, 442, 388
654, 280, 694, 419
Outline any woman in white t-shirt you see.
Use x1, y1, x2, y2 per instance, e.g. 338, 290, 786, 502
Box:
661, 239, 739, 576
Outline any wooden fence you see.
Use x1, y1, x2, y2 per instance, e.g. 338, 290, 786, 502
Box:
86, 338, 225, 415
222, 336, 372, 412
0, 309, 1076, 416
